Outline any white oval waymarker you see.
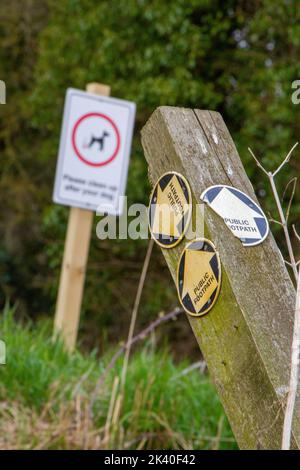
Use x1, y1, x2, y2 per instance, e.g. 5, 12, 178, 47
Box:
200, 185, 269, 247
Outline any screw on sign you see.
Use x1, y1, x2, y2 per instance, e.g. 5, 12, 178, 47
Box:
72, 112, 121, 167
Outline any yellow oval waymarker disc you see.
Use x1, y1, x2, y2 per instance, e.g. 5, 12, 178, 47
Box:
148, 172, 192, 248
177, 238, 221, 317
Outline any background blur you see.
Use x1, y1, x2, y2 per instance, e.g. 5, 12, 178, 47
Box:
0, 0, 299, 366
1, 0, 300, 451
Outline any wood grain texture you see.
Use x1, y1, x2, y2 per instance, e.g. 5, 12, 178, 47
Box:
86, 82, 111, 96
54, 206, 93, 350
141, 106, 298, 449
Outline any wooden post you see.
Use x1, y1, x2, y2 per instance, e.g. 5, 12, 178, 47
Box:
54, 82, 111, 351
141, 106, 299, 449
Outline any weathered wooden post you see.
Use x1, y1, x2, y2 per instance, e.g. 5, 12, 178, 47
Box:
141, 106, 298, 449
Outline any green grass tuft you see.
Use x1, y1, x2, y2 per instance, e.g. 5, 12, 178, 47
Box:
0, 305, 237, 450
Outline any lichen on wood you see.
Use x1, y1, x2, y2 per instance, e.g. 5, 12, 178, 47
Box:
141, 106, 298, 449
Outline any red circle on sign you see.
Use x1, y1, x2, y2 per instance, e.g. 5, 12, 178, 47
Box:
71, 112, 121, 167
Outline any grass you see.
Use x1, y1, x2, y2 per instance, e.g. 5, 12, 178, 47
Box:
0, 305, 237, 450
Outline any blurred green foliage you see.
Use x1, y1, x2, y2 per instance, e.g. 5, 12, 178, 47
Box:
0, 0, 299, 350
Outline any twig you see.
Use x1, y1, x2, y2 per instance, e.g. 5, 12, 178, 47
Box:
120, 238, 155, 389
72, 364, 94, 398
248, 145, 298, 283
273, 143, 298, 177
103, 375, 119, 448
171, 360, 206, 380
248, 147, 269, 176
282, 177, 297, 222
212, 415, 225, 450
249, 144, 300, 450
89, 306, 183, 410
293, 225, 300, 243
269, 218, 283, 226
282, 224, 300, 448
91, 239, 155, 444
282, 265, 300, 449
269, 176, 298, 283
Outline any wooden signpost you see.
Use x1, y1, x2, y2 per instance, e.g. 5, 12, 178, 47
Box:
54, 83, 111, 351
141, 106, 299, 449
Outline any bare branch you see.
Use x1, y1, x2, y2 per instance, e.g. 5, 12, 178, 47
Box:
273, 142, 299, 177
269, 218, 283, 227
120, 238, 154, 390
249, 144, 300, 449
282, 265, 300, 449
285, 260, 293, 268
171, 360, 207, 380
89, 306, 184, 412
282, 177, 297, 222
266, 210, 283, 226
293, 225, 300, 243
248, 147, 269, 176
269, 176, 298, 283
249, 143, 298, 180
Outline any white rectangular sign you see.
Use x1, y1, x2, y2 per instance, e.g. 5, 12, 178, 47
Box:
53, 88, 136, 214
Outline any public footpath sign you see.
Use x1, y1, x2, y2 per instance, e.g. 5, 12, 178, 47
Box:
177, 238, 221, 316
200, 185, 269, 247
53, 88, 136, 215
148, 172, 192, 248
